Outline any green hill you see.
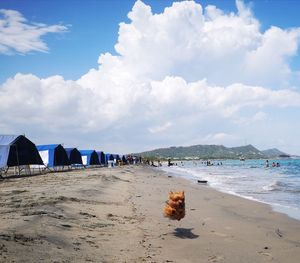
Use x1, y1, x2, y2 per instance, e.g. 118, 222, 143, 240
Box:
261, 148, 289, 158
136, 144, 269, 159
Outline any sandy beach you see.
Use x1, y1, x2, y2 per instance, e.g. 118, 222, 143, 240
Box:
0, 165, 300, 263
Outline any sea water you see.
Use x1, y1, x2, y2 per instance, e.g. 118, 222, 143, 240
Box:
160, 159, 300, 221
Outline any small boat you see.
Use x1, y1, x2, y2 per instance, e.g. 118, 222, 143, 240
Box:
197, 180, 208, 184
240, 157, 245, 161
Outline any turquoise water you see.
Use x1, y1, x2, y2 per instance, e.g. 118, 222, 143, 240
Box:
161, 159, 300, 221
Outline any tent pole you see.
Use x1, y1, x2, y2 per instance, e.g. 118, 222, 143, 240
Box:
14, 144, 21, 176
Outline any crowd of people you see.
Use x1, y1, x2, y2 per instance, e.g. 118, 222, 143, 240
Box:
265, 160, 280, 167
141, 158, 282, 169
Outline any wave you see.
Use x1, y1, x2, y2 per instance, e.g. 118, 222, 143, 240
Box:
263, 180, 300, 193
160, 161, 300, 221
263, 181, 286, 191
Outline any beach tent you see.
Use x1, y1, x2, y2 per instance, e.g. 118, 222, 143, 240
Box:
65, 148, 83, 165
97, 151, 106, 165
36, 144, 70, 167
0, 135, 43, 169
105, 153, 114, 167
122, 155, 127, 164
105, 153, 114, 163
113, 154, 121, 162
79, 150, 100, 166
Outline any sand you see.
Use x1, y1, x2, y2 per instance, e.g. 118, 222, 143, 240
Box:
0, 165, 299, 263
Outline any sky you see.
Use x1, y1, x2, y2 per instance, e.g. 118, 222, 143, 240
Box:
0, 0, 300, 155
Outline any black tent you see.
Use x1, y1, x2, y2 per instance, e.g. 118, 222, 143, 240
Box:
89, 151, 100, 165
97, 151, 106, 165
0, 135, 43, 169
122, 155, 127, 164
65, 148, 83, 165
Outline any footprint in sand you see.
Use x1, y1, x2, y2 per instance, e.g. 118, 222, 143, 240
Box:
210, 231, 229, 238
208, 255, 225, 262
258, 251, 273, 260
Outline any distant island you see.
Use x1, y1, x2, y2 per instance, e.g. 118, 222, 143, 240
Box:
135, 144, 292, 160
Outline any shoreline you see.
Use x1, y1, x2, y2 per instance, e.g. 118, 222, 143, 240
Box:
159, 162, 300, 222
0, 165, 300, 262
158, 165, 300, 223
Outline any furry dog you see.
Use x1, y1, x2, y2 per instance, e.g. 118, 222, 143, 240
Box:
164, 191, 185, 221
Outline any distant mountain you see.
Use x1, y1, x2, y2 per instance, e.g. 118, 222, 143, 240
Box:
261, 148, 289, 158
137, 144, 267, 159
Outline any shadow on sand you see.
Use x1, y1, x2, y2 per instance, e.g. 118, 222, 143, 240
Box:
173, 228, 199, 239
0, 167, 72, 180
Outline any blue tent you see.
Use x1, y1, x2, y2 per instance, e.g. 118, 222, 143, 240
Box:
79, 150, 100, 166
105, 153, 115, 167
97, 151, 106, 165
105, 153, 114, 163
65, 148, 83, 165
36, 144, 70, 167
113, 154, 121, 162
0, 135, 43, 169
121, 155, 127, 164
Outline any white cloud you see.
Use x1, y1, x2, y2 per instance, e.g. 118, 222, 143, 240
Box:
149, 122, 173, 134
113, 0, 300, 88
232, 110, 268, 126
1, 72, 300, 152
201, 132, 240, 145
1, 1, 300, 153
0, 9, 67, 54
252, 111, 267, 122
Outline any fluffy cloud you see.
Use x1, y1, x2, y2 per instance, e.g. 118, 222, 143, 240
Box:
0, 9, 67, 54
1, 0, 300, 153
114, 0, 300, 88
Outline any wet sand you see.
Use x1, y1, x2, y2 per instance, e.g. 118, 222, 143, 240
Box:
0, 165, 299, 262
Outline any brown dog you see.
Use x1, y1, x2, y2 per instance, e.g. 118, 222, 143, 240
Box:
164, 191, 185, 221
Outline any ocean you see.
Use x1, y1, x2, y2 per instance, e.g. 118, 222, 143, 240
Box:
160, 159, 300, 221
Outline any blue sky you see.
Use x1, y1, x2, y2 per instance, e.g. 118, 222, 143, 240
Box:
1, 0, 300, 155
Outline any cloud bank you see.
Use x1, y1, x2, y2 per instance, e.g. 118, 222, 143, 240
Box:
1, 0, 300, 154
0, 9, 67, 54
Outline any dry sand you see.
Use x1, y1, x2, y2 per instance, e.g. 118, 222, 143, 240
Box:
0, 165, 299, 263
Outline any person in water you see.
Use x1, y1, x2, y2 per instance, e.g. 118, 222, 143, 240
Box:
265, 160, 269, 167
168, 159, 174, 167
